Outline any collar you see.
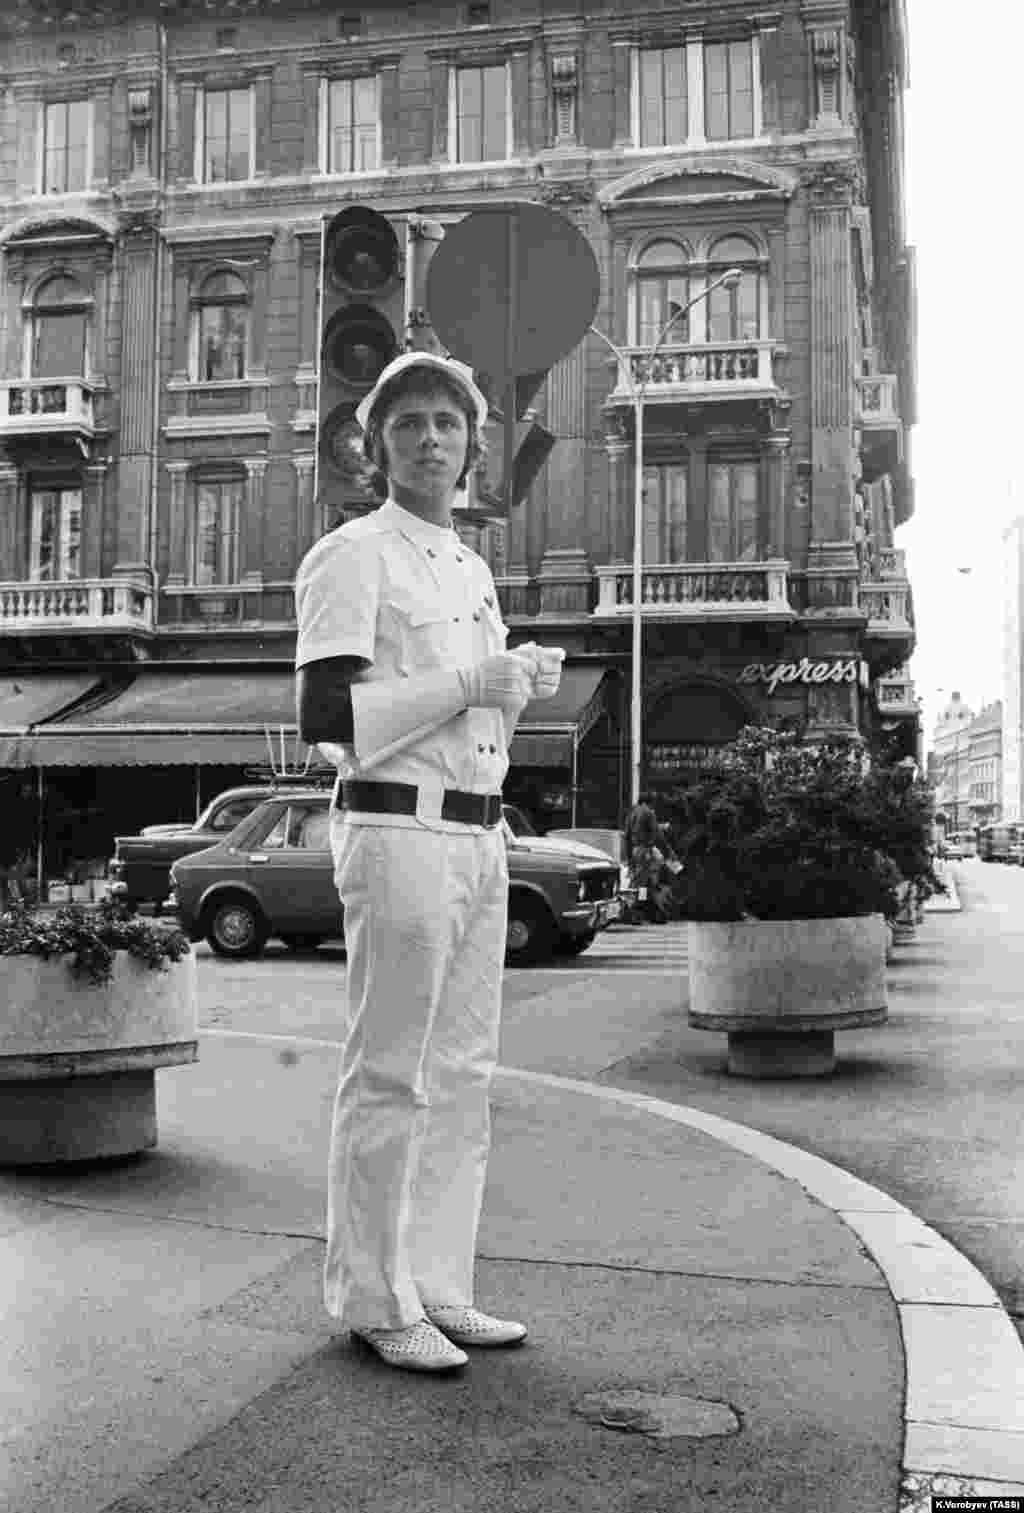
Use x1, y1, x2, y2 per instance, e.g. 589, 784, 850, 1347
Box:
379, 498, 460, 552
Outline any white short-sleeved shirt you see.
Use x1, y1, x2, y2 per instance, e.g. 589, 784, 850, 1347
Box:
295, 499, 510, 831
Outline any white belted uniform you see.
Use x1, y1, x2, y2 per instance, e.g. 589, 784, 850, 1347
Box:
294, 499, 512, 1330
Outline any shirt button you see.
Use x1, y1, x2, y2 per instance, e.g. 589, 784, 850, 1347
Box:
426, 548, 436, 558
477, 744, 486, 753
489, 744, 496, 754
473, 612, 481, 622
453, 616, 461, 623
456, 555, 464, 563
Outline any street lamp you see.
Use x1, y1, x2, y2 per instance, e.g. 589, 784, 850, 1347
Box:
590, 267, 743, 808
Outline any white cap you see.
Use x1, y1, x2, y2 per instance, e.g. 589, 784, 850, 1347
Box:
355, 351, 489, 432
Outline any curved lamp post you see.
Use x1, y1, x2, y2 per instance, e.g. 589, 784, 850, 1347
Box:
589, 267, 742, 809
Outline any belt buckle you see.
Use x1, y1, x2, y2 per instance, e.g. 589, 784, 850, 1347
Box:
485, 794, 502, 828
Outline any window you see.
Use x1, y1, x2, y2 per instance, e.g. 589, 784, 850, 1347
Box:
642, 464, 688, 563
194, 270, 248, 381
704, 40, 754, 140
42, 99, 90, 194
325, 76, 378, 173
456, 63, 507, 162
29, 487, 82, 581
636, 241, 691, 347
30, 275, 89, 378
639, 46, 687, 147
708, 461, 759, 562
706, 236, 760, 342
192, 477, 242, 584
203, 86, 251, 183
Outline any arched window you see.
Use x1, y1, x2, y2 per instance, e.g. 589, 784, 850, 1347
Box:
706, 235, 760, 343
635, 240, 691, 348
29, 274, 90, 378
193, 270, 249, 382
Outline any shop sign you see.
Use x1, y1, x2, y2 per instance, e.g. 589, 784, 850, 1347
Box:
737, 657, 860, 696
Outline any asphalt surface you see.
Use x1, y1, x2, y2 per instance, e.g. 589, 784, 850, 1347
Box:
1, 872, 1022, 1513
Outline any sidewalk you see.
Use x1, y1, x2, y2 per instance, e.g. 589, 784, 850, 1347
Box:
2, 896, 1022, 1513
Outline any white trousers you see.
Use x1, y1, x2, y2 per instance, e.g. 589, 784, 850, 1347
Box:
324, 817, 508, 1329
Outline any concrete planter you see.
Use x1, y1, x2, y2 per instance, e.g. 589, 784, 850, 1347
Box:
687, 915, 888, 1078
0, 951, 197, 1164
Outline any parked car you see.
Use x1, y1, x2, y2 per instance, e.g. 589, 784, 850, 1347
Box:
107, 779, 332, 910
167, 793, 622, 965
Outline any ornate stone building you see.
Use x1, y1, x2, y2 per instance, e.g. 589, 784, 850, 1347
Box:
0, 0, 916, 872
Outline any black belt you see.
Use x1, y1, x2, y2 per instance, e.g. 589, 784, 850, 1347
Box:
337, 780, 503, 829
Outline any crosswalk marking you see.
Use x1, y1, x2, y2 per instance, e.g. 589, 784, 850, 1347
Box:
523, 921, 690, 973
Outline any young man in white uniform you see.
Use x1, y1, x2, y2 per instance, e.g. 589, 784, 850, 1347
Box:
295, 352, 564, 1373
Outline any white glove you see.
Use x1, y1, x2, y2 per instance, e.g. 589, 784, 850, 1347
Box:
514, 642, 566, 700
459, 651, 538, 710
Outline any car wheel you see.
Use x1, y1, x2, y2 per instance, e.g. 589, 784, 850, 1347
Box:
204, 893, 269, 959
554, 929, 597, 957
280, 933, 326, 953
505, 893, 556, 966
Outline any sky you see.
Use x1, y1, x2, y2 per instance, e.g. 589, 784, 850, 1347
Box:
901, 2, 1024, 748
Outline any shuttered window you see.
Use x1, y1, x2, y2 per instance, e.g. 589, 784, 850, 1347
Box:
708, 461, 759, 562
456, 64, 508, 162
704, 40, 754, 141
638, 47, 687, 147
642, 464, 689, 564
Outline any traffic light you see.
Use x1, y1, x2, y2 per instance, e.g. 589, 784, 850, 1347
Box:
316, 205, 404, 490
471, 369, 556, 515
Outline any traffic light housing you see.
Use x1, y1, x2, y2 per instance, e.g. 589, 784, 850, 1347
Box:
471, 369, 556, 515
316, 206, 404, 490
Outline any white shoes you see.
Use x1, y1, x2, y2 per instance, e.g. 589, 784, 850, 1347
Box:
425, 1304, 528, 1347
352, 1319, 468, 1373
352, 1306, 528, 1371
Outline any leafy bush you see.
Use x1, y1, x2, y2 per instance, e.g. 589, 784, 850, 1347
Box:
0, 896, 190, 985
662, 727, 937, 922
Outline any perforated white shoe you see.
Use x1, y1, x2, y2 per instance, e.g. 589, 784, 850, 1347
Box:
425, 1305, 528, 1347
352, 1319, 469, 1372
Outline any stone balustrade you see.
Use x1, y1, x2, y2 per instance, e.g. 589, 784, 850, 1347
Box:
0, 378, 96, 438
0, 576, 154, 634
608, 340, 777, 400
858, 581, 913, 634
855, 372, 899, 424
876, 546, 908, 579
875, 666, 918, 715
594, 560, 793, 619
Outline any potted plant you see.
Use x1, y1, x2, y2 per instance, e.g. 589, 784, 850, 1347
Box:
664, 728, 911, 1078
0, 897, 197, 1164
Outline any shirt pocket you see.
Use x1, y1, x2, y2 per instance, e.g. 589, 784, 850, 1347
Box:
390, 600, 452, 672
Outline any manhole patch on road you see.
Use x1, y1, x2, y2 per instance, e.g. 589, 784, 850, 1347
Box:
575, 1389, 741, 1441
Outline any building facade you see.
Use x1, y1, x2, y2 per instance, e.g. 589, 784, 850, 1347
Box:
1001, 516, 1024, 822
0, 0, 916, 878
931, 691, 973, 836
967, 700, 1001, 829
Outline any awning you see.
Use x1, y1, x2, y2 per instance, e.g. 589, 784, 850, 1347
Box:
509, 666, 611, 769
0, 673, 102, 767
19, 669, 309, 768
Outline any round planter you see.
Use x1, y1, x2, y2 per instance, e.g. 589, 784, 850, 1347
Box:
687, 915, 888, 1078
0, 951, 197, 1165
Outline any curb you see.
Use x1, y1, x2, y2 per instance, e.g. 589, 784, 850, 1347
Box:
497, 1066, 1024, 1503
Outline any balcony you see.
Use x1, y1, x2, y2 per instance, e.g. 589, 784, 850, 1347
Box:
858, 581, 914, 640
594, 560, 794, 620
0, 577, 154, 636
856, 373, 903, 480
0, 379, 97, 444
605, 340, 780, 406
875, 665, 918, 719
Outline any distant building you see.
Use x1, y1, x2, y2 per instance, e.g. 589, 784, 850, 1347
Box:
931, 692, 973, 833
1001, 517, 1024, 821
968, 700, 1001, 828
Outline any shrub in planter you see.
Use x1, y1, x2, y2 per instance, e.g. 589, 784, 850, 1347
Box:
663, 728, 908, 1077
0, 898, 196, 1164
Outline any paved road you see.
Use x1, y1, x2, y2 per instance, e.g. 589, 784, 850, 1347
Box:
196, 874, 1024, 1346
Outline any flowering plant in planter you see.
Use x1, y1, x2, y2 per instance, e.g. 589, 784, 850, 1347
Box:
0, 896, 190, 986
663, 727, 937, 923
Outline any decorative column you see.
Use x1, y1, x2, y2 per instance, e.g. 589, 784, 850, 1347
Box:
165, 460, 190, 586
538, 339, 591, 617
115, 209, 160, 572
804, 161, 860, 611
292, 453, 316, 568
242, 458, 268, 586
602, 411, 630, 565
82, 463, 109, 580
0, 463, 20, 579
